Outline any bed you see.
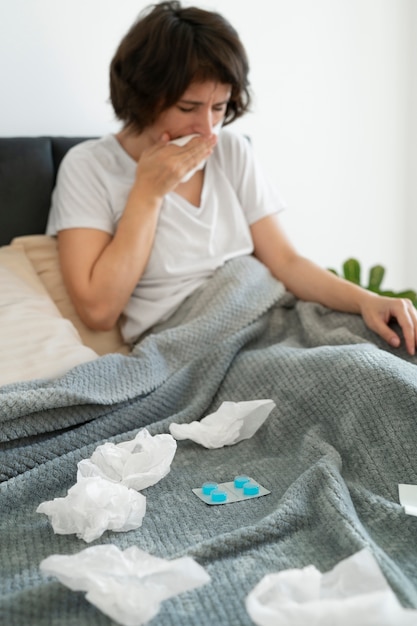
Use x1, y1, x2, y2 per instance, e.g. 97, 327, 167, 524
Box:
1, 136, 417, 626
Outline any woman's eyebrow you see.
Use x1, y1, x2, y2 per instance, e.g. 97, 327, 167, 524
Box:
178, 98, 230, 106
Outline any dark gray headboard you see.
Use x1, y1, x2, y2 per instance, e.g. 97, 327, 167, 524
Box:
0, 137, 92, 246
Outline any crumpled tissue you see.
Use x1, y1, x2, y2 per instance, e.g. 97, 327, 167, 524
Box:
36, 476, 146, 543
40, 544, 211, 626
245, 548, 417, 626
169, 399, 275, 448
77, 428, 177, 490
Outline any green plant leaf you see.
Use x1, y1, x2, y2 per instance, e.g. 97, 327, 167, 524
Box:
343, 258, 361, 285
367, 265, 385, 291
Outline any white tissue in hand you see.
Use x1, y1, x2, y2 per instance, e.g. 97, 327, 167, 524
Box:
169, 121, 222, 183
40, 544, 211, 626
36, 477, 146, 542
169, 134, 205, 183
77, 429, 177, 491
169, 399, 275, 449
245, 549, 417, 626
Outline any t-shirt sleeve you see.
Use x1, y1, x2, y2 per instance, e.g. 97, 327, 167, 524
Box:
216, 130, 287, 225
46, 144, 115, 236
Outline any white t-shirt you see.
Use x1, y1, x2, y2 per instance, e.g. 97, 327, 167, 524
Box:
47, 129, 285, 343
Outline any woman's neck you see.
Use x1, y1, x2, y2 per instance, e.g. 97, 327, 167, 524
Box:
115, 127, 152, 162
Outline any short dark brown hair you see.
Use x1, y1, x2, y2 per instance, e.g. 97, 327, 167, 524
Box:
110, 1, 251, 133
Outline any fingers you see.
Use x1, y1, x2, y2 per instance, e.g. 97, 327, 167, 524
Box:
154, 135, 216, 186
135, 134, 217, 198
173, 135, 217, 170
394, 298, 417, 355
370, 298, 417, 356
159, 132, 170, 143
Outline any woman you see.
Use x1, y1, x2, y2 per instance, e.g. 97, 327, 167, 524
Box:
47, 1, 417, 354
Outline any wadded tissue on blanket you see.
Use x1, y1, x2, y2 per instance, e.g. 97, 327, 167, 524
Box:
37, 429, 176, 542
246, 549, 417, 626
36, 477, 146, 543
169, 399, 276, 448
40, 545, 210, 626
77, 428, 177, 489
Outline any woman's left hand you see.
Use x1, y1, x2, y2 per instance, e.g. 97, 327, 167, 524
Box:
360, 293, 417, 355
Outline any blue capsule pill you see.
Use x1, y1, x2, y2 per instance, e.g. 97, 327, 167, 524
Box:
234, 475, 251, 489
202, 482, 218, 495
211, 489, 227, 503
243, 482, 260, 496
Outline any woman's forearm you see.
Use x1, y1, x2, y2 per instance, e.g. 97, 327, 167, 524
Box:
271, 254, 374, 314
250, 213, 376, 315
59, 190, 162, 330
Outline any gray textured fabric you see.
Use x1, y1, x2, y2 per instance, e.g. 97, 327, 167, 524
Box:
1, 255, 417, 625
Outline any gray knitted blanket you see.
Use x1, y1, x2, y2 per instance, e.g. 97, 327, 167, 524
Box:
1, 255, 417, 625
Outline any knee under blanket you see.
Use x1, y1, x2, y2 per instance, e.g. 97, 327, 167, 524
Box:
1, 255, 417, 625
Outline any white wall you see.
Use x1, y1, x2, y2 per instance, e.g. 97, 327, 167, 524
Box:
1, 0, 414, 290
405, 0, 417, 289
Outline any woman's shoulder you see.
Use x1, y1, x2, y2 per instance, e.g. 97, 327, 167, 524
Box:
216, 127, 250, 154
61, 135, 119, 165
213, 127, 253, 177
58, 135, 133, 179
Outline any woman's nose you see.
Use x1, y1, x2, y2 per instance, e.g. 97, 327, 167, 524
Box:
194, 109, 214, 136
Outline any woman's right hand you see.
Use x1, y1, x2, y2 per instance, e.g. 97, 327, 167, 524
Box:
133, 133, 217, 199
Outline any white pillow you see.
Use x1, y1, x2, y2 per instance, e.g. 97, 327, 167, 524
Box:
0, 251, 98, 386
11, 235, 129, 356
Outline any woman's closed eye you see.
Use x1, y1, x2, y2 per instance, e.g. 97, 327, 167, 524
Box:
177, 106, 197, 113
176, 103, 228, 114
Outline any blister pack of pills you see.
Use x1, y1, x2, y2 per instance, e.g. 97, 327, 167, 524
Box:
192, 475, 270, 505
